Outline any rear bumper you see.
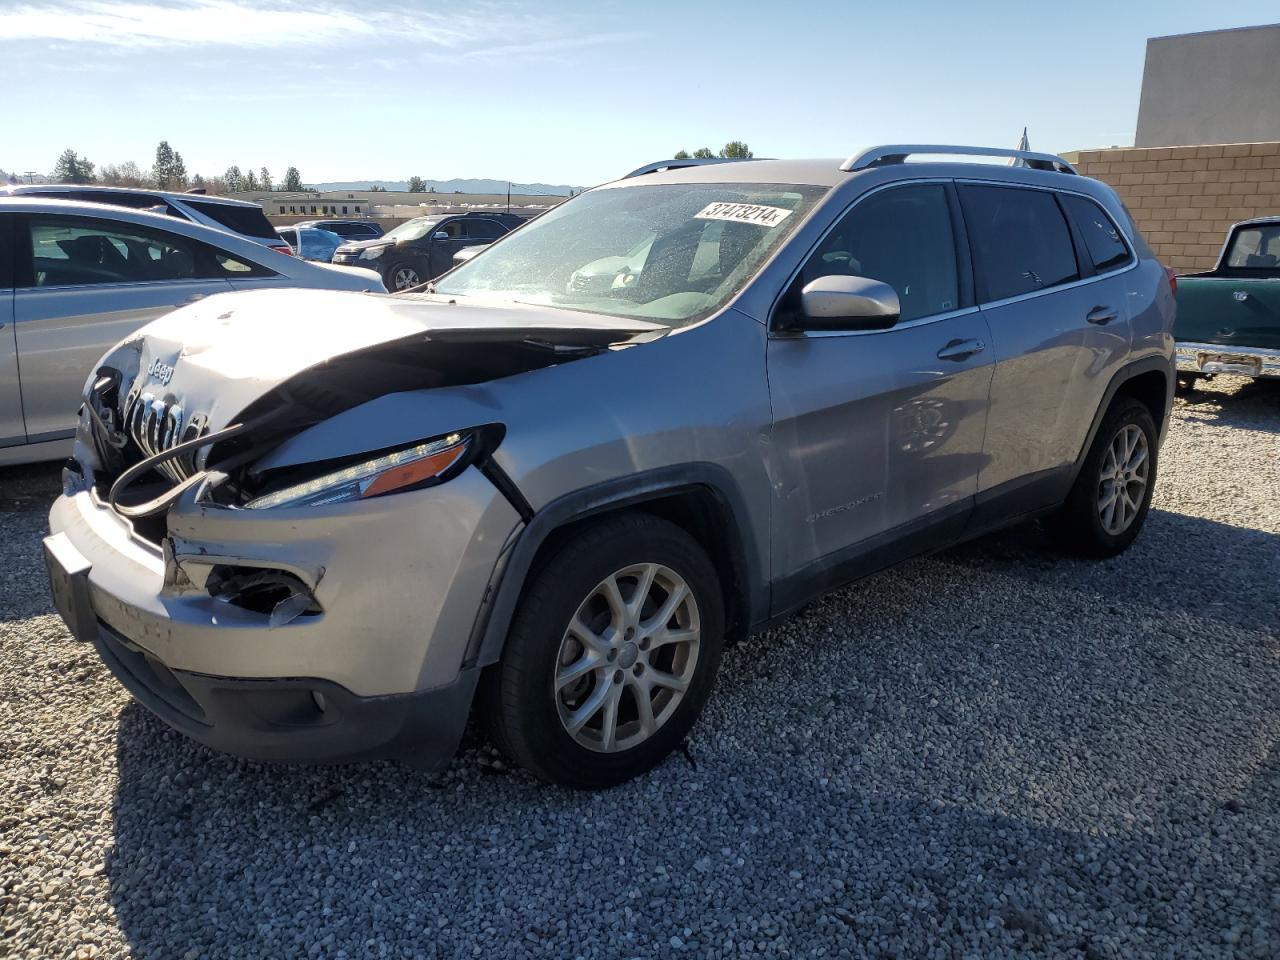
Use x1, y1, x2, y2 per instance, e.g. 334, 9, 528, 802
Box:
1176, 341, 1280, 379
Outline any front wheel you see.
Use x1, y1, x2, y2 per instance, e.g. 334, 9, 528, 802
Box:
387, 261, 424, 291
1046, 396, 1158, 557
483, 513, 724, 789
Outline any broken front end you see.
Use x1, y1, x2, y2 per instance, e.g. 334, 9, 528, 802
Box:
43, 290, 656, 765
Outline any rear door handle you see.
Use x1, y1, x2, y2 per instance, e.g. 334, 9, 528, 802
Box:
936, 338, 985, 361
1086, 306, 1118, 325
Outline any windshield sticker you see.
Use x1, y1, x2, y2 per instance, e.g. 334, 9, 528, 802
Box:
694, 202, 793, 227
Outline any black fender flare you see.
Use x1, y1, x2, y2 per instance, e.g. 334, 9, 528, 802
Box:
1068, 353, 1174, 487
461, 462, 767, 670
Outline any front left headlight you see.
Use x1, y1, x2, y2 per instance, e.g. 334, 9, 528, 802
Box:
244, 433, 470, 509
360, 245, 388, 261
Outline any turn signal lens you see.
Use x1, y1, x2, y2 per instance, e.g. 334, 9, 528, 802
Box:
245, 434, 469, 510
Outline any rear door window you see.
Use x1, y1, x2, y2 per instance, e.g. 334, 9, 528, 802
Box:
959, 185, 1080, 302
463, 219, 504, 241
1060, 194, 1131, 273
183, 199, 279, 239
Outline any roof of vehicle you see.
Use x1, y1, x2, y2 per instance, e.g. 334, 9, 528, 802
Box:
609, 146, 1092, 192
0, 183, 262, 208
0, 196, 294, 255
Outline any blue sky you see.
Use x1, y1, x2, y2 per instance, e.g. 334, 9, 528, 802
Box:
2, 1, 1277, 188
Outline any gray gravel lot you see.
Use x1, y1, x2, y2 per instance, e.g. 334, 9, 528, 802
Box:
2, 376, 1277, 960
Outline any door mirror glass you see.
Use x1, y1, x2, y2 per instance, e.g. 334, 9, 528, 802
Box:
799, 275, 900, 330
432, 230, 451, 241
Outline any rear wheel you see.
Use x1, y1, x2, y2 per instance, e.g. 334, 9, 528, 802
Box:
484, 513, 724, 789
1046, 396, 1158, 557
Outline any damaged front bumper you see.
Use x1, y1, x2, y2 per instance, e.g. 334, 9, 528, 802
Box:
45, 466, 521, 766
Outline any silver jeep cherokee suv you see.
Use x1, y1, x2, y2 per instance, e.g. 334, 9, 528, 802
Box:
44, 146, 1175, 788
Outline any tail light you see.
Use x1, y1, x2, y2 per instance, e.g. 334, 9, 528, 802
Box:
270, 243, 294, 256
1165, 265, 1177, 296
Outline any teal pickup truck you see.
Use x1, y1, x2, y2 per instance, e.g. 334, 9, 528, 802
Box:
1175, 217, 1280, 387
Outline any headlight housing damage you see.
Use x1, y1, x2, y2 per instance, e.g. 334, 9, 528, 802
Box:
245, 432, 471, 510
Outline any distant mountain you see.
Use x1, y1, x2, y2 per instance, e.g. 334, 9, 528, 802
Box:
310, 178, 581, 196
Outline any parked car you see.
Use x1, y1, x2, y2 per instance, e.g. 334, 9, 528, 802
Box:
43, 146, 1174, 789
295, 219, 384, 241
332, 211, 526, 290
0, 197, 384, 465
1174, 216, 1280, 386
1, 183, 292, 255
276, 225, 345, 263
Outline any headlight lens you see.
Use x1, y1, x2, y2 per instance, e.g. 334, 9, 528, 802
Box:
360, 245, 388, 260
245, 433, 469, 510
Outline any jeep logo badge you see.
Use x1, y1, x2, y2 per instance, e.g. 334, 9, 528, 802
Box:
147, 357, 175, 386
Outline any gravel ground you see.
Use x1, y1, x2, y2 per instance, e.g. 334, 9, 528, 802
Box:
1, 376, 1277, 960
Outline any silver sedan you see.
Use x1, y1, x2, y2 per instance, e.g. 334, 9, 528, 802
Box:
0, 197, 385, 465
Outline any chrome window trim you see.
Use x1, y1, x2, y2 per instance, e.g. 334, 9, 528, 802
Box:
766, 177, 962, 338
973, 260, 1139, 311
790, 305, 983, 339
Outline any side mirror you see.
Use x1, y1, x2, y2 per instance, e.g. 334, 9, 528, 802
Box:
432, 230, 451, 241
798, 275, 900, 330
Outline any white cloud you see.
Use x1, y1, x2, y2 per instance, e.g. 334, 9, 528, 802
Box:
0, 0, 638, 55
1, 1, 371, 47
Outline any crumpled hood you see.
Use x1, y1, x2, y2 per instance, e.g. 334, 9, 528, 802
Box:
100, 287, 663, 435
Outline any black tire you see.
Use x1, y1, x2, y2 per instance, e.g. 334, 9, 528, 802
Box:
1046, 396, 1158, 558
1175, 373, 1200, 393
386, 260, 424, 291
483, 512, 724, 789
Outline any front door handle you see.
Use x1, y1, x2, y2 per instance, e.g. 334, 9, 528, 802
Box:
936, 338, 985, 361
1086, 306, 1118, 325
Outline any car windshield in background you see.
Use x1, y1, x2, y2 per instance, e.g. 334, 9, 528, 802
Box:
1226, 224, 1280, 269
433, 183, 827, 325
382, 217, 443, 243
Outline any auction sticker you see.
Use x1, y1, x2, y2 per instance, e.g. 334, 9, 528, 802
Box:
695, 202, 792, 227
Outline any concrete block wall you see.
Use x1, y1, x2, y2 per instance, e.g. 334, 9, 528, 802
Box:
1061, 143, 1280, 274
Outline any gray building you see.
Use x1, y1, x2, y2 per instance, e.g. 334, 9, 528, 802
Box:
1136, 23, 1280, 147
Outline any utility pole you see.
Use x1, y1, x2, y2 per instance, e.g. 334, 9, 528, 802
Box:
506, 182, 511, 216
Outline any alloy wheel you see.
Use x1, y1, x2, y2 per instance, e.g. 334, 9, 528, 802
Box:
553, 563, 700, 753
392, 266, 421, 290
1097, 423, 1149, 535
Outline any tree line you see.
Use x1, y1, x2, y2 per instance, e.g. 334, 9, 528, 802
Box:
41, 142, 304, 195
673, 141, 753, 161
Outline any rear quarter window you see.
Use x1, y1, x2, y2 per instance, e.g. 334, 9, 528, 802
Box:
1061, 194, 1132, 273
